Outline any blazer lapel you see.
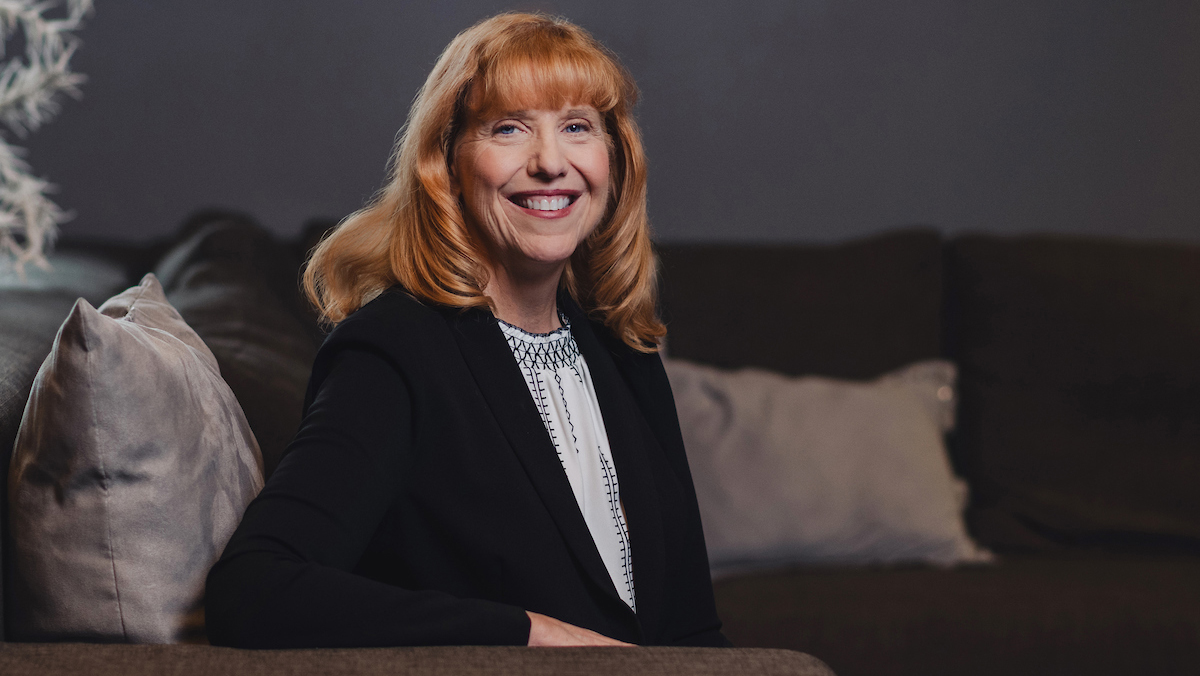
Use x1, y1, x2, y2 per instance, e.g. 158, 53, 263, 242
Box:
562, 299, 667, 641
442, 306, 633, 617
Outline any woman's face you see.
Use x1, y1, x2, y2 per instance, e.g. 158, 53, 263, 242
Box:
452, 102, 611, 279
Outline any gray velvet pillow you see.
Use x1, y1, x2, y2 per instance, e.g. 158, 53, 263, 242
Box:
8, 274, 263, 643
665, 358, 992, 575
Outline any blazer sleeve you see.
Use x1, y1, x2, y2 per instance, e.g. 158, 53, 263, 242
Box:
204, 345, 531, 648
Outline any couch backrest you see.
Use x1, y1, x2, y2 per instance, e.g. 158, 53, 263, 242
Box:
945, 234, 1200, 553
657, 229, 944, 380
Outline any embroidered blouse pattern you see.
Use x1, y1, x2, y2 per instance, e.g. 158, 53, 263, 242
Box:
499, 315, 636, 612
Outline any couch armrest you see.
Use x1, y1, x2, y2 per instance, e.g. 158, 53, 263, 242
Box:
0, 643, 834, 676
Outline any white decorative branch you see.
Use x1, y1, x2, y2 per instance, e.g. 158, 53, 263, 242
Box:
0, 0, 91, 279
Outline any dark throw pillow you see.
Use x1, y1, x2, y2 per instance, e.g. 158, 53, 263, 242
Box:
153, 214, 321, 478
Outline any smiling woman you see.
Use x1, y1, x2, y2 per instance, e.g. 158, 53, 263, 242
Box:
204, 12, 729, 649
301, 12, 660, 350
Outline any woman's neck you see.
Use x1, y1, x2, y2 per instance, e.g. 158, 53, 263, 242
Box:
484, 263, 565, 334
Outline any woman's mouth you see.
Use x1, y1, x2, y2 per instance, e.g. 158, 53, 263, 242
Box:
518, 196, 571, 211
507, 192, 580, 216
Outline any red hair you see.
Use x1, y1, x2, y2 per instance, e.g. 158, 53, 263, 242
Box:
304, 13, 664, 351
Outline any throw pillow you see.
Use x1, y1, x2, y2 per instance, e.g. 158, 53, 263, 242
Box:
8, 274, 264, 643
154, 214, 320, 479
664, 358, 992, 574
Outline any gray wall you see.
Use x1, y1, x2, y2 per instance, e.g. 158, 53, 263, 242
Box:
23, 0, 1200, 243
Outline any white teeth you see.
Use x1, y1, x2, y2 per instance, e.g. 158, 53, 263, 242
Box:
520, 196, 571, 211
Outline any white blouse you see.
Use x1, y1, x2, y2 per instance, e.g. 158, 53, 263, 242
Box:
499, 316, 636, 612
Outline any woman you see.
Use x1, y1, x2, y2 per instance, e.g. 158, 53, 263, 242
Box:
205, 12, 728, 648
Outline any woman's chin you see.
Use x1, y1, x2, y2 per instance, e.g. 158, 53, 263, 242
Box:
525, 249, 579, 269
499, 236, 583, 269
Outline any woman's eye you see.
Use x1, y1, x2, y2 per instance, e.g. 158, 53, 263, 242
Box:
564, 122, 589, 134
495, 124, 519, 135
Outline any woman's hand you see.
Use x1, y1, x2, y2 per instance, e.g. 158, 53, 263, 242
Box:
526, 611, 634, 646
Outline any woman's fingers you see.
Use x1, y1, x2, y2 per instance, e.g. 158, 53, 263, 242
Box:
526, 611, 635, 647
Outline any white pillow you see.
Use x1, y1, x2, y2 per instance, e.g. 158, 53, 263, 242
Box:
664, 358, 992, 574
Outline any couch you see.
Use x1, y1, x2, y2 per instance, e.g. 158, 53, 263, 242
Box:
2, 213, 1198, 675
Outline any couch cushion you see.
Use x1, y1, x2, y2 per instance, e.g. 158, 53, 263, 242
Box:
8, 275, 263, 643
665, 357, 990, 572
714, 553, 1200, 676
656, 229, 943, 379
154, 215, 321, 478
945, 234, 1200, 551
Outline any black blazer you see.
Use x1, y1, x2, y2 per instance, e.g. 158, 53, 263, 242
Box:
205, 287, 729, 648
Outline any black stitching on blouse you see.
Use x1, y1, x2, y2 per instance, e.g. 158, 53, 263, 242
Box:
599, 449, 635, 611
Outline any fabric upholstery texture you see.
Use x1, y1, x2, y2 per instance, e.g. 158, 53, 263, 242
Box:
665, 358, 990, 571
0, 644, 835, 676
7, 274, 263, 643
714, 553, 1200, 676
153, 216, 320, 478
946, 235, 1200, 551
656, 229, 943, 380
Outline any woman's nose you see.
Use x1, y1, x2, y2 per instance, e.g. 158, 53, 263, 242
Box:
527, 134, 567, 179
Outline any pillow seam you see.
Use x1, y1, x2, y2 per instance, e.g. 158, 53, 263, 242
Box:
123, 276, 154, 323
83, 319, 130, 641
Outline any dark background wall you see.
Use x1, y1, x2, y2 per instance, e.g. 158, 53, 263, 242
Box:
22, 0, 1200, 243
